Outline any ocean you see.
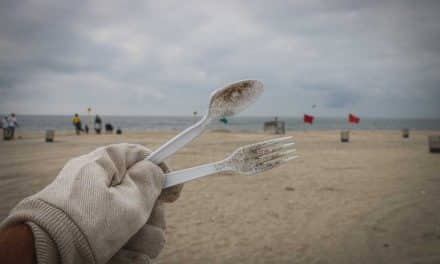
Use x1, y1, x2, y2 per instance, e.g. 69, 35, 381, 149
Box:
6, 115, 440, 132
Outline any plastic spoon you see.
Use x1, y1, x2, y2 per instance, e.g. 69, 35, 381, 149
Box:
147, 80, 264, 164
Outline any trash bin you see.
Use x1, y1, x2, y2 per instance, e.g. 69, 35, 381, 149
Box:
428, 135, 440, 153
341, 130, 350, 143
402, 128, 409, 138
45, 130, 55, 142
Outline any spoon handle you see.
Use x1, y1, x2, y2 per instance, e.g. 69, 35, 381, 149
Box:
147, 116, 210, 164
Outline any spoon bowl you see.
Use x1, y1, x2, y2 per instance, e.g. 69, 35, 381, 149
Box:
208, 80, 264, 119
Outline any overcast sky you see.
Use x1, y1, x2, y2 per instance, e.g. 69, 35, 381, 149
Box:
0, 0, 439, 117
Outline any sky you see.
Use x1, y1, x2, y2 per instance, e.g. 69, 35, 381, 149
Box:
0, 0, 439, 118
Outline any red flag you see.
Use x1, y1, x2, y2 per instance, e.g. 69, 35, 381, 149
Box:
304, 114, 314, 124
348, 113, 360, 124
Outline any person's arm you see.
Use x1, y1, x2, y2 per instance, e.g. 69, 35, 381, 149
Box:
0, 223, 36, 264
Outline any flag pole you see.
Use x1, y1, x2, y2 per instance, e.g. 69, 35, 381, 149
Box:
303, 113, 306, 133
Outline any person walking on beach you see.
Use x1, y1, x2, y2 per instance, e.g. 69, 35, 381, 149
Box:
2, 116, 9, 140
7, 113, 18, 140
72, 113, 83, 135
94, 114, 102, 134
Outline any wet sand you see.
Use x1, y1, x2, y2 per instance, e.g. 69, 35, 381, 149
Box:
1, 130, 439, 263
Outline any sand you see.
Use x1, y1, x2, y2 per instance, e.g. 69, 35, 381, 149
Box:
1, 130, 440, 263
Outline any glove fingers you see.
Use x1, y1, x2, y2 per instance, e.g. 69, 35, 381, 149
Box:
159, 183, 184, 203
124, 223, 166, 259
109, 249, 151, 264
123, 202, 166, 259
92, 143, 151, 186
149, 153, 184, 203
121, 160, 165, 211
147, 201, 166, 229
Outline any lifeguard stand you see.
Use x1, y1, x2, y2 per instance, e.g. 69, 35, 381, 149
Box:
263, 117, 285, 134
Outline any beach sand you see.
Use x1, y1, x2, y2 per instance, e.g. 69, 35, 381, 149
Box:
1, 130, 439, 263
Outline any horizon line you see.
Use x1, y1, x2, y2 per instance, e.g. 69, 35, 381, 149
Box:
2, 113, 440, 120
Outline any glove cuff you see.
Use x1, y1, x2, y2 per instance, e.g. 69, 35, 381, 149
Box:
1, 198, 96, 264
27, 221, 59, 263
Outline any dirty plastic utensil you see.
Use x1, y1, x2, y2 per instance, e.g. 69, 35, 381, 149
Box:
163, 136, 297, 188
147, 80, 264, 164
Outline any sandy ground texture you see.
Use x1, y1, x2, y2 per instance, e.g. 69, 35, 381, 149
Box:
1, 130, 440, 263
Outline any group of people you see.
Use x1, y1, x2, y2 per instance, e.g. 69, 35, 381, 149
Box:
2, 113, 18, 140
72, 113, 121, 135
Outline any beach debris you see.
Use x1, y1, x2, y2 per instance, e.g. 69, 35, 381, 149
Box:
285, 186, 295, 191
163, 136, 297, 188
45, 129, 55, 142
116, 127, 122, 135
147, 80, 264, 164
341, 130, 350, 143
428, 135, 440, 153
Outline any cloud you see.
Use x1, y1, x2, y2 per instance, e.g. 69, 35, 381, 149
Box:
0, 0, 439, 117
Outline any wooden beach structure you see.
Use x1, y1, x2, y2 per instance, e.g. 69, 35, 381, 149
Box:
263, 117, 285, 134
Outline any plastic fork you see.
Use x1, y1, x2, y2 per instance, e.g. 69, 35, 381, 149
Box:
163, 136, 297, 188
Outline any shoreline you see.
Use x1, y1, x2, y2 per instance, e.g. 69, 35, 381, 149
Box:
3, 129, 439, 139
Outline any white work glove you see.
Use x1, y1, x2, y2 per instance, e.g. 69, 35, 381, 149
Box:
0, 143, 183, 264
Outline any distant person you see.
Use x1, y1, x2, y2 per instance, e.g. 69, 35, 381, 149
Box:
7, 113, 18, 140
72, 113, 83, 135
105, 123, 114, 134
2, 116, 9, 140
84, 124, 89, 134
116, 127, 122, 134
94, 115, 102, 134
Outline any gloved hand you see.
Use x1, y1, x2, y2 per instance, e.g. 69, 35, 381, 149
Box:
110, 148, 184, 264
0, 143, 183, 264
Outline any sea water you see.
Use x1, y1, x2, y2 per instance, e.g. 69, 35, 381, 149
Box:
7, 115, 440, 132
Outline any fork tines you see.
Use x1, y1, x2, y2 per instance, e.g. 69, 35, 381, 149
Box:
245, 136, 297, 174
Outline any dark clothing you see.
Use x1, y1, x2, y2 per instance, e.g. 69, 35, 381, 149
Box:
9, 127, 15, 139
105, 123, 113, 133
95, 125, 101, 134
94, 116, 102, 134
74, 122, 83, 135
2, 128, 11, 140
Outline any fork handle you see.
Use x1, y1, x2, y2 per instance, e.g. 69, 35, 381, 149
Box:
164, 160, 230, 188
147, 115, 210, 164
